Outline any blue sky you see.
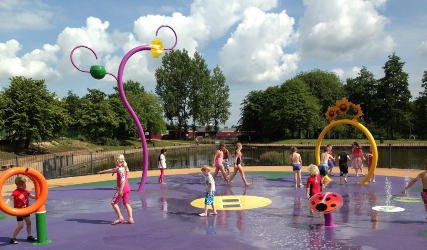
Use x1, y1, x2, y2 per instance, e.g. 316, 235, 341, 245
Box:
1, 0, 426, 127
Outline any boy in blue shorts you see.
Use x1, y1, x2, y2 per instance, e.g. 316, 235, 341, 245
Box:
199, 165, 217, 216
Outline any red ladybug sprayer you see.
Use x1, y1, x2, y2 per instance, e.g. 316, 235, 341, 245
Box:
309, 192, 343, 226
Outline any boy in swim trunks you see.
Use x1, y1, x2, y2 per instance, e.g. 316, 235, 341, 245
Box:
401, 159, 427, 219
319, 147, 334, 182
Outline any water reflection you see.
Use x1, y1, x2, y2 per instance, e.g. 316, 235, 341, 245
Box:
205, 215, 217, 235
368, 192, 379, 229
293, 197, 303, 224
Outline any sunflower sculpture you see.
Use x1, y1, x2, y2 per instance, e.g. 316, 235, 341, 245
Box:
325, 98, 363, 122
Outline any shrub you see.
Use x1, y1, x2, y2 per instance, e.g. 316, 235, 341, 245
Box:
257, 151, 283, 166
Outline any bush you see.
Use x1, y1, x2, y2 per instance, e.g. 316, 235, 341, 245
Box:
257, 151, 283, 166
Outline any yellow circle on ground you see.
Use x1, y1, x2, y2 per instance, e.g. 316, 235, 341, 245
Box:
190, 195, 272, 210
315, 119, 378, 184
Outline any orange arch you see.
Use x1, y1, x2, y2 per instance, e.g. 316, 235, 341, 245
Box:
0, 167, 48, 216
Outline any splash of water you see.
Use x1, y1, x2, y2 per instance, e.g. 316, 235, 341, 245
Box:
385, 177, 392, 207
404, 169, 411, 196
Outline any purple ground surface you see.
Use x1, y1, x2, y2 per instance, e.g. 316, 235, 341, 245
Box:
1, 171, 427, 250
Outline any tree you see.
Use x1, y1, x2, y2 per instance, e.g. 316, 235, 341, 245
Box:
76, 89, 118, 143
412, 70, 427, 139
376, 53, 411, 139
238, 90, 266, 136
188, 52, 213, 134
64, 90, 84, 137
209, 66, 231, 134
344, 66, 380, 135
155, 49, 192, 139
296, 69, 345, 112
109, 80, 166, 141
0, 76, 70, 149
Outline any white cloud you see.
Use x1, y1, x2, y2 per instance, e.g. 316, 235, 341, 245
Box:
420, 41, 427, 56
0, 0, 54, 30
298, 0, 395, 61
0, 39, 59, 79
219, 7, 299, 83
332, 66, 361, 81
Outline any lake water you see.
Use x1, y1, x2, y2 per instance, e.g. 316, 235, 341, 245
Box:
125, 145, 427, 171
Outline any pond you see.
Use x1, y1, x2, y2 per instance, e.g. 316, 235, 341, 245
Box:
121, 145, 427, 171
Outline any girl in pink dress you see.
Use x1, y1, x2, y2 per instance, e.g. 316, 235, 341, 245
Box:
351, 142, 366, 177
99, 154, 134, 224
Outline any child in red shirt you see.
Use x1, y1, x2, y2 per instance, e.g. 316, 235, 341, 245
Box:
4, 176, 37, 244
306, 164, 324, 217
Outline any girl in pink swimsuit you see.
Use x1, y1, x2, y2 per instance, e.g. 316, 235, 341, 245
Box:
99, 154, 134, 225
212, 142, 229, 182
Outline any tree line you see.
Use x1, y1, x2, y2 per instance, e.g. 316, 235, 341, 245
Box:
238, 53, 427, 140
0, 49, 232, 149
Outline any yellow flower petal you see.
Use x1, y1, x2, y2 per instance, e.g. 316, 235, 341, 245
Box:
151, 38, 164, 58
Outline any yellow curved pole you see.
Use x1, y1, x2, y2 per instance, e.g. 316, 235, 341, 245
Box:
315, 119, 378, 184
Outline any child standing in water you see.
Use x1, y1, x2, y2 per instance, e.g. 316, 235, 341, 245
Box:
222, 144, 231, 177
212, 142, 229, 182
319, 147, 334, 181
199, 165, 217, 217
338, 147, 351, 185
228, 142, 251, 186
99, 154, 134, 225
290, 146, 303, 187
306, 164, 324, 217
4, 176, 38, 244
351, 141, 366, 177
402, 159, 427, 219
158, 148, 167, 184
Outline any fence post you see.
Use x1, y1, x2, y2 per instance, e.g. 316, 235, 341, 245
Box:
282, 145, 285, 166
15, 156, 19, 167
53, 154, 57, 178
187, 147, 190, 168
388, 144, 392, 169
90, 152, 93, 174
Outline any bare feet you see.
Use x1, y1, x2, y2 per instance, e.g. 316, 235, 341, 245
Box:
199, 213, 208, 217
245, 183, 251, 187
209, 212, 217, 215
112, 217, 124, 225
160, 182, 166, 184
308, 214, 314, 217
345, 178, 348, 183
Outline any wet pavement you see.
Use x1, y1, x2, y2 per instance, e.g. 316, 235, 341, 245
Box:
1, 171, 427, 249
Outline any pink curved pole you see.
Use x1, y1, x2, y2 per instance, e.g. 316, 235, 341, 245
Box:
71, 25, 178, 192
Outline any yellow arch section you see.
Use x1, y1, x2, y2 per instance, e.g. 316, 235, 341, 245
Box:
315, 119, 378, 184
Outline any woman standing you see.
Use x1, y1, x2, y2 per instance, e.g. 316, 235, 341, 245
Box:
351, 142, 365, 177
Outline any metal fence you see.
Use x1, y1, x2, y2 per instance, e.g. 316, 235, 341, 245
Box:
2, 143, 427, 184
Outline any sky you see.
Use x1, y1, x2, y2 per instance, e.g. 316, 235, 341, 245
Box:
1, 0, 427, 128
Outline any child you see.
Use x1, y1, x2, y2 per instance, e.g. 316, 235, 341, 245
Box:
222, 144, 230, 177
351, 141, 366, 177
290, 146, 303, 187
306, 164, 324, 217
228, 142, 251, 187
327, 144, 335, 176
4, 176, 38, 244
158, 148, 167, 184
366, 147, 375, 182
319, 147, 333, 181
99, 154, 134, 225
199, 165, 217, 216
402, 159, 427, 219
338, 147, 351, 185
212, 142, 229, 182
